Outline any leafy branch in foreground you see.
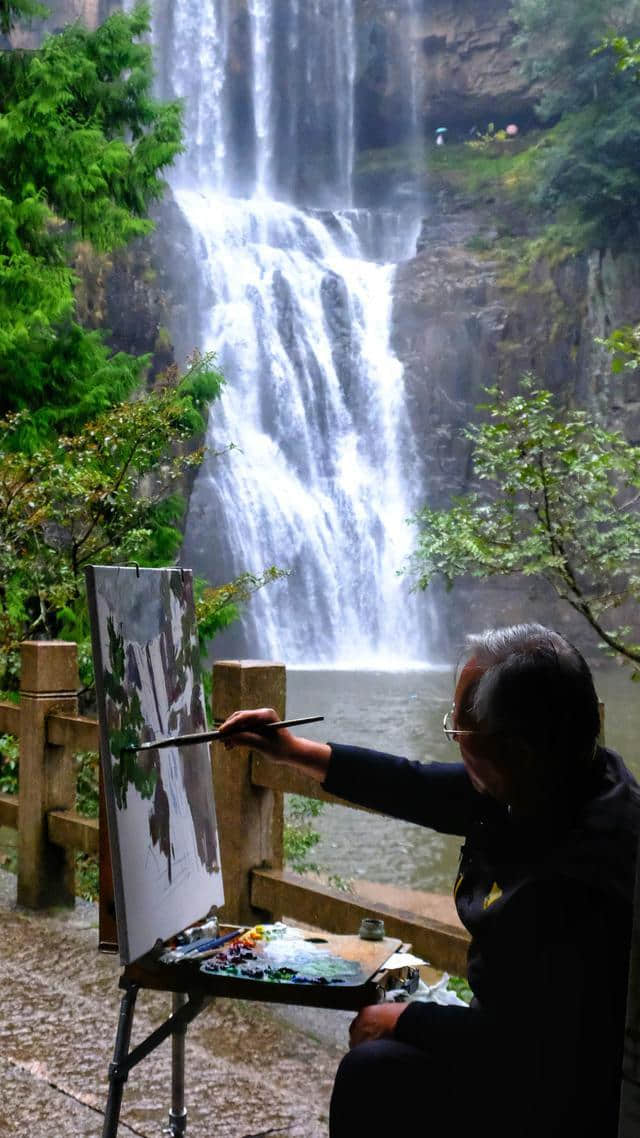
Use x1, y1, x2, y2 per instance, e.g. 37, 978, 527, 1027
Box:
408, 379, 640, 675
597, 34, 640, 79
284, 794, 324, 875
0, 354, 225, 687
596, 324, 640, 372
195, 568, 290, 656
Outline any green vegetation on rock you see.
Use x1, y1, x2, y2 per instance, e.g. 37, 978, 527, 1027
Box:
0, 4, 189, 446
409, 380, 640, 677
512, 0, 640, 244
513, 0, 640, 117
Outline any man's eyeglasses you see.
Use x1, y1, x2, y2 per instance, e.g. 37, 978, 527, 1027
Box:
442, 708, 484, 744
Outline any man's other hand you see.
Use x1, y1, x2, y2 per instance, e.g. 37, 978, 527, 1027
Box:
348, 1003, 407, 1048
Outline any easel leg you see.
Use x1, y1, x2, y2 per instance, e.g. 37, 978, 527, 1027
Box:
103, 984, 138, 1138
166, 992, 188, 1137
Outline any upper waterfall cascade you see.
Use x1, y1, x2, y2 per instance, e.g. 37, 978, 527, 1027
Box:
151, 0, 435, 666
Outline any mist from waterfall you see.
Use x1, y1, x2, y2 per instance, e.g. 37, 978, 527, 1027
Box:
151, 0, 435, 667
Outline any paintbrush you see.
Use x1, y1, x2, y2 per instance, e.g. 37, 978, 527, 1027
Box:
160, 927, 248, 964
122, 715, 324, 753
172, 927, 246, 957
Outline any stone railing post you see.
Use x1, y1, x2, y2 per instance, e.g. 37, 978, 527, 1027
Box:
17, 641, 78, 908
211, 660, 285, 926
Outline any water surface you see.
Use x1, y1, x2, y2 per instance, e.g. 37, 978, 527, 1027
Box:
287, 665, 640, 895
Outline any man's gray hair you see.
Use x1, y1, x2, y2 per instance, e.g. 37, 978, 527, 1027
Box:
461, 623, 600, 767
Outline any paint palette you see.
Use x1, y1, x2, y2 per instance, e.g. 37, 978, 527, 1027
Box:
125, 922, 405, 1011
199, 923, 365, 986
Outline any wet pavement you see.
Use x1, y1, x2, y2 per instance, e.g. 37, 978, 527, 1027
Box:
0, 869, 349, 1138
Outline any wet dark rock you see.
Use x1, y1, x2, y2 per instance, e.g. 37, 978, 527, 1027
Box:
321, 270, 355, 404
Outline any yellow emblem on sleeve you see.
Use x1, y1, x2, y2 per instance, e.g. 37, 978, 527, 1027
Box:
483, 881, 503, 910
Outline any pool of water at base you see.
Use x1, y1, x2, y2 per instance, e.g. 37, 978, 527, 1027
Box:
287, 665, 640, 896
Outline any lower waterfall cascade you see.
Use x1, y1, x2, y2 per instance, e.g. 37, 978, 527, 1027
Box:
150, 0, 437, 665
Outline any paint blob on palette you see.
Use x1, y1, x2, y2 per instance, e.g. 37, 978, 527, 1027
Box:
199, 924, 364, 986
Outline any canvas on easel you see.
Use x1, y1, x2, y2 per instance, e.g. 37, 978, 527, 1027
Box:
86, 565, 223, 964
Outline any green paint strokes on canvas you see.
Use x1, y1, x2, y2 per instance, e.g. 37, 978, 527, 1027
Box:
104, 616, 158, 809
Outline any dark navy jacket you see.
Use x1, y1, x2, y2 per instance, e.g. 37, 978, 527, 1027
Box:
324, 742, 640, 1138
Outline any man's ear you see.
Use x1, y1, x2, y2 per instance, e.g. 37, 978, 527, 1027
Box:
464, 730, 504, 766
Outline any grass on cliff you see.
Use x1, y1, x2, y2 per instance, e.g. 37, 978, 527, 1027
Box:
426, 132, 548, 199
355, 131, 548, 199
430, 124, 600, 279
357, 117, 596, 270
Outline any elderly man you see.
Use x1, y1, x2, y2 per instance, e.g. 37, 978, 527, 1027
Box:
220, 624, 640, 1138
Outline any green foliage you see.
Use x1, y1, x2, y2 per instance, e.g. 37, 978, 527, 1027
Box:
196, 567, 290, 654
530, 96, 640, 244
75, 752, 100, 902
513, 0, 640, 119
485, 222, 584, 292
0, 353, 223, 689
466, 123, 509, 147
75, 751, 99, 818
409, 379, 640, 674
75, 852, 99, 901
282, 796, 353, 890
447, 975, 473, 1004
465, 233, 496, 253
428, 135, 543, 200
510, 0, 640, 243
599, 34, 640, 78
597, 324, 640, 372
1, 4, 181, 249
0, 732, 18, 793
0, 4, 183, 440
284, 794, 324, 874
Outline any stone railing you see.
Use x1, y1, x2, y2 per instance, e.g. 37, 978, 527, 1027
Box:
0, 642, 469, 974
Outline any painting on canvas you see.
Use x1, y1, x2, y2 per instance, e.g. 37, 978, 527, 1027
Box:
86, 565, 224, 963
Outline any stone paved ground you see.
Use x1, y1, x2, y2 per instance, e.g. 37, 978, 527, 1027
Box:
0, 870, 351, 1138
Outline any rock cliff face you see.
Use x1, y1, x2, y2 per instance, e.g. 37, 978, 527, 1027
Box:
394, 195, 640, 507
356, 0, 538, 146
391, 186, 640, 653
39, 0, 536, 141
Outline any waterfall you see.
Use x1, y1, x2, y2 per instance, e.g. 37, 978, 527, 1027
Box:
151, 0, 434, 667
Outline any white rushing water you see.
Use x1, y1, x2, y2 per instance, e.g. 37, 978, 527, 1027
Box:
150, 0, 435, 666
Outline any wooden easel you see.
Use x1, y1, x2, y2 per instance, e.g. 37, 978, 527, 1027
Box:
98, 764, 405, 1137
88, 566, 409, 1137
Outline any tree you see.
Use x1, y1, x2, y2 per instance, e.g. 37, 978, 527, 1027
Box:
597, 324, 640, 372
0, 3, 184, 445
513, 0, 640, 119
531, 92, 640, 242
599, 31, 640, 77
0, 358, 287, 692
512, 0, 640, 243
408, 380, 640, 676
